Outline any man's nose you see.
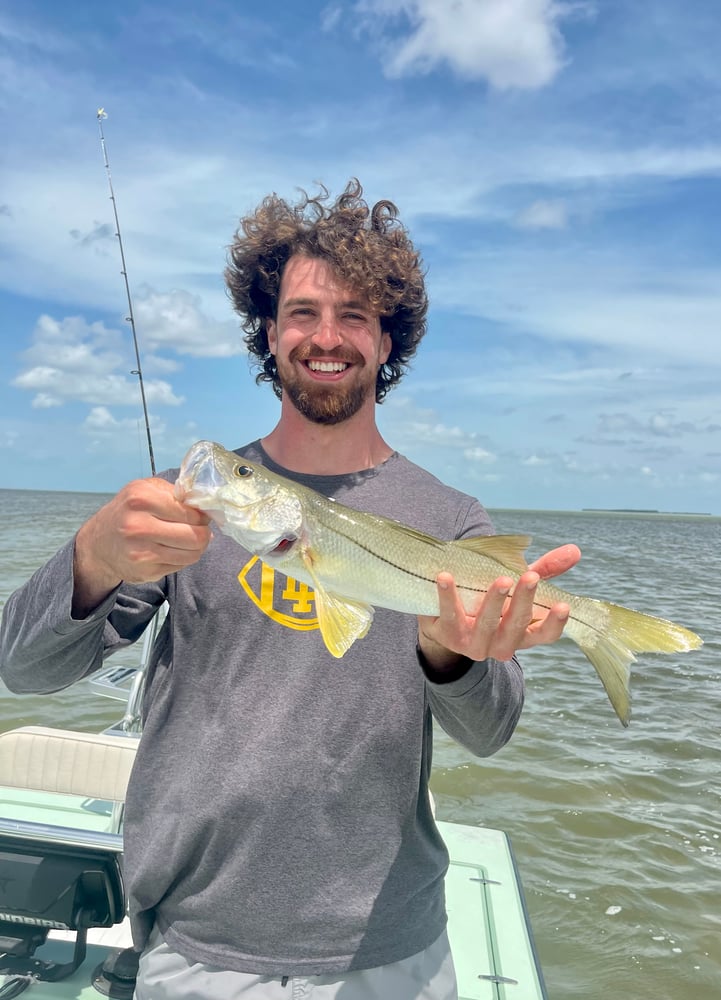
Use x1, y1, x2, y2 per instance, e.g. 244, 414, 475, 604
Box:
310, 317, 343, 349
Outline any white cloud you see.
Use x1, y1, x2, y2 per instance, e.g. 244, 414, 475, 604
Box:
21, 315, 123, 372
0, 429, 20, 449
515, 198, 568, 229
11, 314, 184, 409
28, 389, 63, 410
429, 248, 721, 368
354, 0, 573, 88
134, 287, 244, 358
14, 367, 182, 409
81, 406, 169, 460
592, 410, 715, 441
464, 446, 496, 463
379, 396, 501, 478
320, 4, 343, 31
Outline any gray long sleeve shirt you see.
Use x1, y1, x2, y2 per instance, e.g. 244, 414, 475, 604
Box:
0, 443, 524, 976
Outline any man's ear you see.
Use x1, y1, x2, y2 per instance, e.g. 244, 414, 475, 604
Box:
266, 318, 277, 355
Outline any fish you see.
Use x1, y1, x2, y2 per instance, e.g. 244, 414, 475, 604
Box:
174, 440, 703, 727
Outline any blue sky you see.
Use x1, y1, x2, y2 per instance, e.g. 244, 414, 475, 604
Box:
1, 0, 719, 513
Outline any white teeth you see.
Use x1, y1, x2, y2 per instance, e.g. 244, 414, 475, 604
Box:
307, 361, 348, 372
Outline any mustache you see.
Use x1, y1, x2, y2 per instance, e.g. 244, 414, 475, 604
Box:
289, 344, 365, 366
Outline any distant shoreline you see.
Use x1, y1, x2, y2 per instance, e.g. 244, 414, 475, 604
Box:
581, 508, 712, 516
0, 488, 716, 518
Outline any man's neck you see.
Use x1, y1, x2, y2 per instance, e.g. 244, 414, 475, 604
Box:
261, 403, 393, 475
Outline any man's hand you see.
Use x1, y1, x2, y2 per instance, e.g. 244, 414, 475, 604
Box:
72, 477, 211, 618
417, 543, 581, 673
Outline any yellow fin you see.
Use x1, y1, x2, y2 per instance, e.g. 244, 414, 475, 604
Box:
453, 534, 531, 575
339, 514, 530, 575
301, 552, 374, 657
566, 600, 703, 728
605, 603, 702, 654
313, 587, 374, 657
570, 621, 634, 727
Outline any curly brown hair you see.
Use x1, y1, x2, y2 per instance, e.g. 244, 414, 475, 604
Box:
225, 178, 428, 401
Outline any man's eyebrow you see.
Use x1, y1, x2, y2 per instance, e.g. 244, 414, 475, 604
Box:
340, 299, 371, 311
282, 297, 317, 308
281, 297, 371, 311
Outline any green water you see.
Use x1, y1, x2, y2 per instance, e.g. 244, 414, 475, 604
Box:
1, 489, 719, 999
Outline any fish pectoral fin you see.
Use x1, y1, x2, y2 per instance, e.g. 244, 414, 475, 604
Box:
299, 550, 374, 657
300, 547, 373, 659
453, 534, 532, 575
313, 585, 374, 658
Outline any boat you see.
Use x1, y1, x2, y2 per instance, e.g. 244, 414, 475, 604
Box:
0, 624, 548, 1000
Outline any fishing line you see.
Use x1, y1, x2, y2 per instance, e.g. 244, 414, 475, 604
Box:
96, 108, 156, 476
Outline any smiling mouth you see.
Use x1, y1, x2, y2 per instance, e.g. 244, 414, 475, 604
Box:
305, 360, 350, 373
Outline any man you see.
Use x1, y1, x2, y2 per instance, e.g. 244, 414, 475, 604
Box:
0, 180, 578, 1000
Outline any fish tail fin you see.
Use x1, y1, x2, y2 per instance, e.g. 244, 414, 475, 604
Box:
566, 602, 703, 728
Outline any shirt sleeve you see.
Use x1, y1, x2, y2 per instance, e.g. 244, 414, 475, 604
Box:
0, 536, 164, 695
424, 654, 524, 757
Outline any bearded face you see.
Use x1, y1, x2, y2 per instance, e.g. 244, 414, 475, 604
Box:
267, 256, 391, 426
275, 343, 379, 425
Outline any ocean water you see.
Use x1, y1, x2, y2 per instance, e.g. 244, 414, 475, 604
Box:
1, 488, 719, 999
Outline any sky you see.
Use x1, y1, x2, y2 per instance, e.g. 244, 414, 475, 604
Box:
1, 0, 720, 514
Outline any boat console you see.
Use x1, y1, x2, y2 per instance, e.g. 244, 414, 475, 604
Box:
0, 726, 139, 999
0, 826, 125, 987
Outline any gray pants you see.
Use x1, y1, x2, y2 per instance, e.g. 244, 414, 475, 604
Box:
134, 925, 458, 1000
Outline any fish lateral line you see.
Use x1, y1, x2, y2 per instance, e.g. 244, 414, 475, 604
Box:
322, 516, 532, 590
321, 536, 493, 595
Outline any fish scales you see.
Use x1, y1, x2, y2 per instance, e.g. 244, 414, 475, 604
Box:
284, 490, 518, 616
175, 441, 703, 727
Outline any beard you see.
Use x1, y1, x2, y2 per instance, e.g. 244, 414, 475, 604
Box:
277, 347, 378, 425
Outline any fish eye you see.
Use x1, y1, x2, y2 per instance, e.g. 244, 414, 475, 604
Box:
235, 464, 253, 478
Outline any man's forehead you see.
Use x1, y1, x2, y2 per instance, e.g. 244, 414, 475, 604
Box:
279, 254, 367, 303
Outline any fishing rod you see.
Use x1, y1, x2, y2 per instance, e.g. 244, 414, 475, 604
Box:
95, 109, 160, 734
96, 108, 156, 476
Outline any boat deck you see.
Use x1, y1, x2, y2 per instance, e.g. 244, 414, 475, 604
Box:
0, 786, 546, 1000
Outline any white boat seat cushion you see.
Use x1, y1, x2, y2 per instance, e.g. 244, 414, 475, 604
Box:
0, 726, 138, 802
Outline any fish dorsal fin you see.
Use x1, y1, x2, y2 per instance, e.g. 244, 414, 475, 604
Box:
453, 534, 531, 575
300, 549, 374, 657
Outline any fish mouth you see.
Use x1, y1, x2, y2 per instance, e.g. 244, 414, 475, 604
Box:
175, 440, 229, 504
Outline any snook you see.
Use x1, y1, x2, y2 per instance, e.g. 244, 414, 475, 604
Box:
175, 440, 702, 727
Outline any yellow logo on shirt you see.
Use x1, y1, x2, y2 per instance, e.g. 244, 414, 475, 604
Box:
237, 556, 319, 631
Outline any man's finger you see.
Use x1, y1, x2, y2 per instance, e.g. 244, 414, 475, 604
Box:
529, 544, 580, 580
